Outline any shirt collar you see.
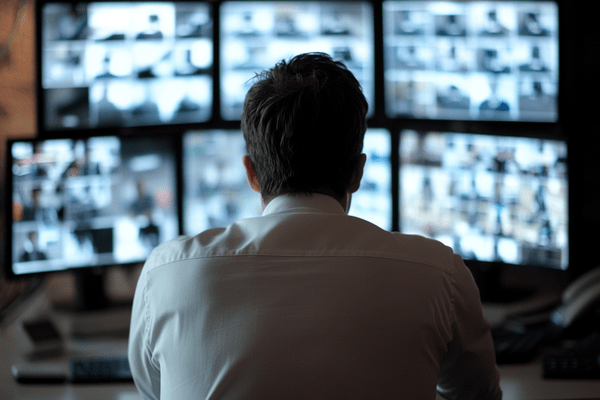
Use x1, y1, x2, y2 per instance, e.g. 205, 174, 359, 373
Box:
262, 193, 346, 216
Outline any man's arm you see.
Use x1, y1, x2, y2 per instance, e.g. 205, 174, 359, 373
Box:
129, 266, 161, 400
437, 255, 502, 400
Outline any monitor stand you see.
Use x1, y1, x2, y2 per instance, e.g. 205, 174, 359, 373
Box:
469, 261, 537, 304
52, 268, 132, 337
74, 268, 110, 311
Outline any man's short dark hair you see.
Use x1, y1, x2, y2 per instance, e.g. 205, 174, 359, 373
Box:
241, 52, 368, 202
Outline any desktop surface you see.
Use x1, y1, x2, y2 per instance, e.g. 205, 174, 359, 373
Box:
0, 305, 600, 400
2, 280, 600, 400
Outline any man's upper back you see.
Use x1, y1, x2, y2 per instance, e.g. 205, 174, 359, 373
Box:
129, 194, 500, 400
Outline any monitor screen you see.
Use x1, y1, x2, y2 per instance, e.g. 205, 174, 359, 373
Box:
399, 130, 568, 269
349, 128, 392, 230
182, 128, 392, 234
383, 0, 558, 122
39, 1, 213, 132
182, 129, 262, 235
219, 0, 375, 121
6, 134, 180, 276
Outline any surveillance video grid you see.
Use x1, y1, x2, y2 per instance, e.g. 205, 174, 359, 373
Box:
41, 2, 213, 131
10, 136, 179, 274
383, 1, 558, 122
400, 130, 568, 269
219, 1, 375, 121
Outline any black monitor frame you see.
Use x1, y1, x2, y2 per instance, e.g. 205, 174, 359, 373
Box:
25, 0, 582, 303
217, 0, 377, 122
34, 0, 217, 137
3, 131, 183, 309
395, 126, 570, 301
380, 0, 561, 127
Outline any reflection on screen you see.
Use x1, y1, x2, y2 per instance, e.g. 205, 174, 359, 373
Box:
9, 136, 180, 275
349, 128, 392, 230
400, 130, 568, 269
384, 1, 558, 122
183, 128, 392, 233
41, 2, 213, 131
220, 1, 374, 120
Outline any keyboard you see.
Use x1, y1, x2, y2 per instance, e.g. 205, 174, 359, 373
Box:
491, 325, 547, 364
70, 356, 133, 383
543, 331, 600, 379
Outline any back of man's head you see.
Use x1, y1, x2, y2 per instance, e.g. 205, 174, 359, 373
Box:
241, 52, 368, 202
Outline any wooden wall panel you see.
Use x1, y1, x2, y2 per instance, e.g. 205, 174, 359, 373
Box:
0, 0, 36, 152
1, 0, 35, 283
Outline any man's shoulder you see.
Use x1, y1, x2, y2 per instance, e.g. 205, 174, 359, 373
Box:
143, 215, 460, 277
144, 226, 233, 270
319, 214, 459, 275
380, 229, 458, 275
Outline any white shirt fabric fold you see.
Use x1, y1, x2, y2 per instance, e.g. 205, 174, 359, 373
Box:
129, 193, 501, 400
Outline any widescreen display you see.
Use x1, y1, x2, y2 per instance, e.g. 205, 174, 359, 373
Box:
220, 1, 375, 120
8, 135, 180, 275
384, 1, 558, 122
40, 2, 213, 131
182, 128, 391, 234
399, 130, 568, 269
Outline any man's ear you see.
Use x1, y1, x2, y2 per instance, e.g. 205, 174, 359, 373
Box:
348, 153, 367, 194
243, 155, 261, 193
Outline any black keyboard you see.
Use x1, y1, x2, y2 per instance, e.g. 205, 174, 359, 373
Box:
492, 326, 547, 364
70, 356, 133, 383
543, 331, 600, 379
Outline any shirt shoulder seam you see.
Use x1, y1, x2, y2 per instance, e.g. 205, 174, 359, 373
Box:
146, 251, 455, 275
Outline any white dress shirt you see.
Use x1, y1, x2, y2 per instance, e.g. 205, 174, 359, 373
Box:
129, 194, 501, 400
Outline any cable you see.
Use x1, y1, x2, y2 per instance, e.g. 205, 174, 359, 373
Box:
0, 0, 30, 64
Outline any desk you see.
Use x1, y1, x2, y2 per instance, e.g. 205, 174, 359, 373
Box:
2, 292, 600, 399
0, 334, 139, 400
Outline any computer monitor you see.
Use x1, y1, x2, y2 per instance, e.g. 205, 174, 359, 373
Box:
182, 129, 262, 235
383, 0, 559, 122
219, 0, 375, 121
37, 1, 213, 133
349, 128, 392, 231
399, 130, 568, 271
182, 128, 392, 234
4, 133, 181, 307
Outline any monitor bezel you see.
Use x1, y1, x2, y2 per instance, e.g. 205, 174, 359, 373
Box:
381, 0, 561, 126
217, 0, 378, 122
34, 0, 217, 137
3, 130, 183, 280
396, 126, 571, 295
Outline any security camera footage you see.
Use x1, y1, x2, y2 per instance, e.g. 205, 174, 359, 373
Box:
384, 1, 558, 122
399, 130, 568, 269
349, 128, 392, 230
220, 1, 375, 121
182, 128, 391, 234
183, 130, 263, 235
41, 2, 213, 131
8, 136, 179, 275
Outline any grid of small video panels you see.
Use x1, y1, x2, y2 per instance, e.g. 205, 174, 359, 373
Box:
182, 128, 392, 233
34, 0, 566, 271
38, 0, 558, 132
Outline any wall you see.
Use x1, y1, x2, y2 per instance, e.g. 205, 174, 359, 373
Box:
0, 0, 36, 146
0, 0, 138, 305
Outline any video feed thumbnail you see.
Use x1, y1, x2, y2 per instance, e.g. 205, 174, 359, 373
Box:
10, 135, 179, 275
220, 1, 374, 120
183, 130, 263, 235
349, 128, 392, 230
384, 1, 558, 122
399, 130, 568, 269
41, 2, 213, 131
